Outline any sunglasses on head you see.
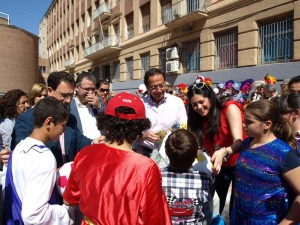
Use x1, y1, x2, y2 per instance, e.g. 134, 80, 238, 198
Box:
189, 82, 208, 90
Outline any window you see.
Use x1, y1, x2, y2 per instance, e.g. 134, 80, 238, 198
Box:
126, 13, 134, 39
81, 14, 85, 29
94, 66, 100, 81
76, 46, 79, 61
81, 42, 85, 59
87, 8, 92, 27
75, 19, 79, 36
141, 3, 150, 33
159, 49, 167, 74
102, 65, 110, 82
187, 0, 200, 13
215, 29, 238, 69
140, 53, 150, 77
259, 15, 293, 64
183, 40, 200, 72
128, 27, 134, 39
126, 57, 133, 80
39, 66, 46, 73
161, 3, 172, 24
112, 61, 120, 82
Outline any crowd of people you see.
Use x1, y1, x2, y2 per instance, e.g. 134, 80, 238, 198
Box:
0, 69, 299, 225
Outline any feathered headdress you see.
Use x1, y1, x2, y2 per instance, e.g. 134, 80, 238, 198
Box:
251, 80, 266, 90
232, 81, 241, 91
177, 83, 188, 94
217, 82, 226, 90
241, 79, 254, 94
194, 76, 213, 87
194, 76, 205, 84
225, 80, 234, 90
205, 78, 212, 87
264, 73, 277, 84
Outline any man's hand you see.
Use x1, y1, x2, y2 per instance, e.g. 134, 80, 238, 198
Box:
143, 131, 160, 143
93, 135, 106, 144
87, 93, 101, 109
0, 146, 11, 164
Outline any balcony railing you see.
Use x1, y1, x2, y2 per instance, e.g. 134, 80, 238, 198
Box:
142, 23, 150, 33
84, 35, 120, 57
127, 28, 134, 39
93, 2, 111, 20
64, 59, 75, 68
162, 0, 207, 24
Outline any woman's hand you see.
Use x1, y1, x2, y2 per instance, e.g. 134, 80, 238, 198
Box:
211, 148, 228, 175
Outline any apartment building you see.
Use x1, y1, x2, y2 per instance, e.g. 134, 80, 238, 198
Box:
40, 0, 300, 93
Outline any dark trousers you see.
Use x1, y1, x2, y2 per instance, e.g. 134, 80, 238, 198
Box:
214, 166, 235, 216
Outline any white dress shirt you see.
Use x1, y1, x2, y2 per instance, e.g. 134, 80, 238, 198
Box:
75, 98, 101, 139
141, 93, 187, 149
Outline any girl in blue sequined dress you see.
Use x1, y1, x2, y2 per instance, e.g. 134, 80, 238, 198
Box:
231, 100, 300, 225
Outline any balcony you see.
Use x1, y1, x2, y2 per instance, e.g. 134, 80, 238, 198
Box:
127, 27, 134, 39
65, 59, 75, 68
93, 2, 111, 21
84, 35, 121, 59
142, 23, 150, 33
163, 0, 208, 28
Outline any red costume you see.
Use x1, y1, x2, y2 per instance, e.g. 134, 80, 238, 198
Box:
64, 144, 171, 225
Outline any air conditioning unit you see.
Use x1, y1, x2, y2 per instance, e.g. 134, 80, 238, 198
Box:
166, 60, 179, 73
166, 47, 179, 60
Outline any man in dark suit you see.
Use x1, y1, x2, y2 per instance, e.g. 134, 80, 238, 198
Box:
69, 72, 103, 139
10, 71, 103, 168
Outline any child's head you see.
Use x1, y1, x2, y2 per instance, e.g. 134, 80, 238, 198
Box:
165, 129, 199, 170
97, 92, 151, 145
244, 100, 298, 151
33, 97, 69, 128
244, 100, 279, 128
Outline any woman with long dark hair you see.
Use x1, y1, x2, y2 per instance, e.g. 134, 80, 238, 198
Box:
187, 80, 245, 216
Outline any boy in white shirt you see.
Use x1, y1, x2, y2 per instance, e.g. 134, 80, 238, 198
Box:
3, 97, 71, 225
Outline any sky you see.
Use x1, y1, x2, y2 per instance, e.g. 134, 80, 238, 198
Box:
0, 0, 52, 36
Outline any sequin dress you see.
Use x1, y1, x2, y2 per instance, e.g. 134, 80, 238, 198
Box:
231, 137, 300, 225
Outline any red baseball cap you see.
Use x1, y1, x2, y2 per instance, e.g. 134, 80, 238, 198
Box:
105, 92, 146, 120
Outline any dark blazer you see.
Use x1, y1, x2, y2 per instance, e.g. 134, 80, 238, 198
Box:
11, 107, 92, 168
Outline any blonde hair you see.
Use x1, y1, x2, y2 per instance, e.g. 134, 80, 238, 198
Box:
28, 83, 47, 106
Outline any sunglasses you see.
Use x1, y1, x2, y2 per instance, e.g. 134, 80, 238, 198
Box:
189, 82, 208, 90
38, 94, 48, 98
99, 88, 110, 92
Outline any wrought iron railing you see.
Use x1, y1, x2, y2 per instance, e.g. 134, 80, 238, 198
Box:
162, 0, 207, 24
93, 2, 111, 20
84, 35, 120, 57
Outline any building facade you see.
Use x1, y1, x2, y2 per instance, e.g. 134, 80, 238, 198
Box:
40, 0, 300, 93
0, 13, 39, 94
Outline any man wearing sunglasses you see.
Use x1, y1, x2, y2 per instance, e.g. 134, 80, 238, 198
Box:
96, 79, 111, 108
70, 72, 102, 139
134, 68, 187, 159
11, 71, 104, 168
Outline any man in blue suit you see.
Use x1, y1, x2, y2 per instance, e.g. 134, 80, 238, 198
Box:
10, 72, 103, 168
69, 72, 104, 139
